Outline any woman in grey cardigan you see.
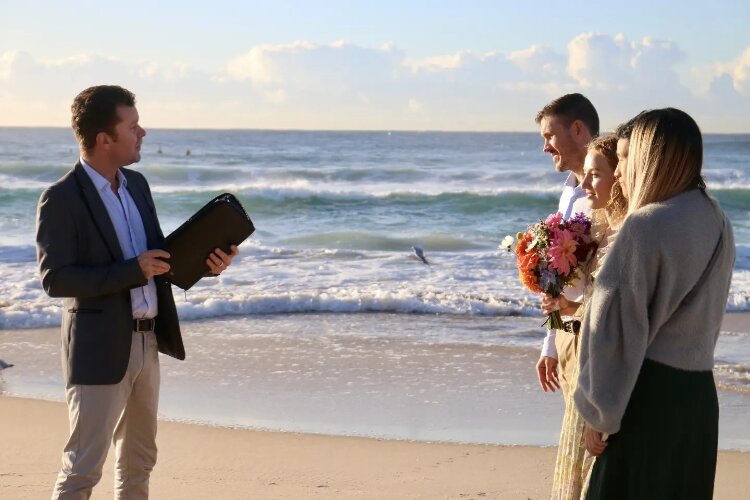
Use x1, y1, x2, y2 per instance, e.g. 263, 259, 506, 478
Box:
573, 108, 735, 499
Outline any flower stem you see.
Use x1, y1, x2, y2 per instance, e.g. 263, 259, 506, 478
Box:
547, 310, 564, 330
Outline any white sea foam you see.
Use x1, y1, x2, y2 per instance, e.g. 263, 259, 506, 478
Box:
2, 246, 749, 330
149, 180, 565, 199
0, 173, 50, 190
2, 130, 748, 346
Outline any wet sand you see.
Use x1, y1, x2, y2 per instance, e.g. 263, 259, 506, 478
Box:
2, 396, 749, 499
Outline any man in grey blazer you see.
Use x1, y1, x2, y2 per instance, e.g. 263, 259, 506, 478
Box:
36, 85, 238, 499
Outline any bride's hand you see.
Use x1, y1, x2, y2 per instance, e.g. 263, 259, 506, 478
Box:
541, 294, 567, 315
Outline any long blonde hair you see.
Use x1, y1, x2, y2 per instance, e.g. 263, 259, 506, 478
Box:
626, 108, 705, 213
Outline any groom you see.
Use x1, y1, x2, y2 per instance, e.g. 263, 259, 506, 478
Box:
36, 85, 238, 499
533, 93, 598, 401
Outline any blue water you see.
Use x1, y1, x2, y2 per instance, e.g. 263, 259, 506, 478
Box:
0, 128, 748, 329
2, 128, 748, 447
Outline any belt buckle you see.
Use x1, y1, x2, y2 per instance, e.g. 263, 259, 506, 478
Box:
134, 318, 154, 332
564, 320, 580, 334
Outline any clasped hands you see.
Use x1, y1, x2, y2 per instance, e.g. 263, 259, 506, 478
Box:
137, 245, 240, 279
584, 425, 608, 456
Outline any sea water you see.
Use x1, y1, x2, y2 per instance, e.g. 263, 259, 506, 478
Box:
1, 128, 748, 446
2, 129, 748, 323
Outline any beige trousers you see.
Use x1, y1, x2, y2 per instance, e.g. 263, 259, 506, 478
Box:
52, 331, 160, 500
554, 329, 579, 405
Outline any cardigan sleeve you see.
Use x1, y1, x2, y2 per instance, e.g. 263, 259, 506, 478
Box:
573, 217, 657, 434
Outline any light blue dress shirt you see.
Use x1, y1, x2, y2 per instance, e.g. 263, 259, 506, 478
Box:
81, 160, 158, 319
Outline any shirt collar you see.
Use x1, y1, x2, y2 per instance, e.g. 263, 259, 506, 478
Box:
563, 172, 579, 189
80, 158, 127, 193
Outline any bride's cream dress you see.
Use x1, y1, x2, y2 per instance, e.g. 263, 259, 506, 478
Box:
550, 213, 617, 500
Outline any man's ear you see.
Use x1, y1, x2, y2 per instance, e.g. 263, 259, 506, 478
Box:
572, 119, 584, 137
572, 119, 592, 144
95, 131, 112, 148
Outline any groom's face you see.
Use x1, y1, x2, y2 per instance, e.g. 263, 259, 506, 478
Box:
539, 115, 585, 174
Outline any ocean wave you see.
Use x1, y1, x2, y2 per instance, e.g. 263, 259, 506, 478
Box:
135, 163, 429, 185
0, 289, 540, 330
149, 184, 750, 211
714, 363, 750, 394
3, 170, 750, 209
727, 293, 750, 311
279, 232, 485, 251
179, 290, 538, 318
0, 174, 50, 191
5, 283, 750, 331
148, 180, 563, 198
0, 245, 36, 263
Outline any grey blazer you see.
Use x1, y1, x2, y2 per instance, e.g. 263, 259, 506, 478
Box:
36, 162, 184, 385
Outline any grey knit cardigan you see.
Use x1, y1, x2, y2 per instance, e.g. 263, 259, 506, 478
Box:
574, 189, 735, 434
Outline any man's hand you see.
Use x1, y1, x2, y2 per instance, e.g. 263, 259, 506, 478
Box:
206, 245, 239, 275
584, 425, 608, 456
536, 356, 560, 392
138, 249, 170, 279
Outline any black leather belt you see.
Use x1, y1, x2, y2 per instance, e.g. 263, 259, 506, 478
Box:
133, 318, 156, 332
562, 320, 581, 334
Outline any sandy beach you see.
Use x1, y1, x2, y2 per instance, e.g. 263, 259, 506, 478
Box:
0, 396, 748, 500
0, 312, 749, 498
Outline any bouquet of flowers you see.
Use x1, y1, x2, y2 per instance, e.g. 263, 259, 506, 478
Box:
500, 212, 597, 330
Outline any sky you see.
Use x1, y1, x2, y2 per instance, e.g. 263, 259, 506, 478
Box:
1, 0, 749, 132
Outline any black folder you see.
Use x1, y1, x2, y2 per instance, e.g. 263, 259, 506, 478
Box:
163, 193, 255, 290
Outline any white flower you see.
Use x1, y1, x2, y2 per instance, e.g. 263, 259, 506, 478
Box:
499, 235, 515, 252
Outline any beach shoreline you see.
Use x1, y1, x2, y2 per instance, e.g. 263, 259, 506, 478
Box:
1, 312, 749, 448
1, 396, 748, 499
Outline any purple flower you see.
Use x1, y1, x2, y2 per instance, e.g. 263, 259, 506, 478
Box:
569, 212, 592, 234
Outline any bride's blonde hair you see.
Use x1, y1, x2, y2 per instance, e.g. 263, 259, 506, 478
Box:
626, 108, 705, 213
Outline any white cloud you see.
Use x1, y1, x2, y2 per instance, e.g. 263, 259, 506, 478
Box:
227, 42, 315, 83
566, 33, 685, 94
0, 35, 749, 132
508, 45, 566, 81
408, 98, 424, 113
408, 51, 471, 72
712, 47, 750, 95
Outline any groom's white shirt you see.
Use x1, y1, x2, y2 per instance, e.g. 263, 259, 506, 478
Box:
541, 173, 590, 359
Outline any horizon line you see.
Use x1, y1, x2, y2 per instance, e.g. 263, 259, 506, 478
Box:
1, 125, 748, 135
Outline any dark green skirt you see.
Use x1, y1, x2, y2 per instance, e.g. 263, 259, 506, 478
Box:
585, 358, 718, 500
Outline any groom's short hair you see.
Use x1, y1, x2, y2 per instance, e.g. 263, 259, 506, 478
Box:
535, 93, 599, 137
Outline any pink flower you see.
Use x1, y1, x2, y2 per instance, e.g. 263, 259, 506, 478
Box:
548, 228, 578, 275
545, 212, 563, 227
